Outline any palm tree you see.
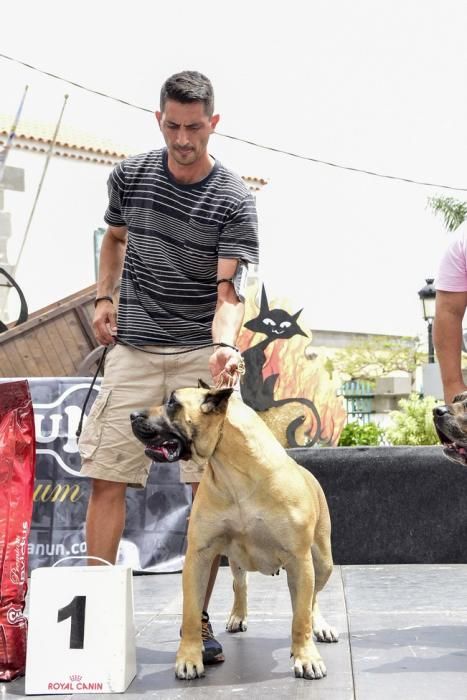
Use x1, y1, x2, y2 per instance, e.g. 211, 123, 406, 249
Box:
428, 196, 467, 232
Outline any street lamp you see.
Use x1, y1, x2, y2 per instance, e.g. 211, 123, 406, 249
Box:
418, 278, 436, 363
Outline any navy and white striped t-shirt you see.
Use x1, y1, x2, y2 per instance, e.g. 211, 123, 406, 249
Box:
104, 148, 259, 346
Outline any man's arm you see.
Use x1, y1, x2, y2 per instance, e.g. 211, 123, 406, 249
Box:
93, 225, 128, 346
209, 258, 245, 383
433, 290, 467, 402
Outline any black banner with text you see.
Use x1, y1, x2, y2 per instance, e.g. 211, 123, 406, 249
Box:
25, 378, 191, 572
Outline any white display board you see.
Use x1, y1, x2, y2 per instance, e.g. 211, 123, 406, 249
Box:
25, 562, 136, 694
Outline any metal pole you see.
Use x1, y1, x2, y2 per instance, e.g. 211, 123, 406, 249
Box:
0, 93, 68, 321
427, 319, 435, 363
0, 84, 29, 184
13, 94, 69, 275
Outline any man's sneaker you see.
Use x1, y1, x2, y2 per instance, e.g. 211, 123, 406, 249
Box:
201, 610, 224, 664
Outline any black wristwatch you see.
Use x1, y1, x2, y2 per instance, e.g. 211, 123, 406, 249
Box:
94, 295, 114, 308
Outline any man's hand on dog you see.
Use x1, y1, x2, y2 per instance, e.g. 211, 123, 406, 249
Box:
93, 300, 118, 346
209, 346, 244, 388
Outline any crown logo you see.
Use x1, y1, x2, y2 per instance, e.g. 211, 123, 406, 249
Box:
70, 675, 82, 682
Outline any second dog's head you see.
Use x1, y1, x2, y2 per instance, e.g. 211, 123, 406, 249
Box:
130, 381, 234, 465
433, 391, 467, 465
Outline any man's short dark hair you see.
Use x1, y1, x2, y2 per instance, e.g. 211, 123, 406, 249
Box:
160, 71, 215, 117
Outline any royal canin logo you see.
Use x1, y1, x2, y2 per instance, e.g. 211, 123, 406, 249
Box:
6, 607, 26, 625
46, 674, 103, 691
10, 521, 28, 585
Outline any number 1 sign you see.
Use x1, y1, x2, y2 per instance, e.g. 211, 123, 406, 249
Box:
25, 560, 136, 694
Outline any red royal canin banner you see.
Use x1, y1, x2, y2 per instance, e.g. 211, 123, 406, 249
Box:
0, 380, 36, 680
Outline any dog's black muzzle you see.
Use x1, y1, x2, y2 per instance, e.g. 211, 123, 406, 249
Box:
130, 410, 192, 463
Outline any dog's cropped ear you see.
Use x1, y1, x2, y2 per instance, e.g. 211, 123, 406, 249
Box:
201, 388, 234, 414
198, 378, 211, 390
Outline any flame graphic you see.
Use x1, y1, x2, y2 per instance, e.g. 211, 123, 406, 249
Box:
238, 281, 346, 446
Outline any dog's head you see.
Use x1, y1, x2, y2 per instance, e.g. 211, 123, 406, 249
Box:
433, 391, 467, 465
130, 380, 234, 464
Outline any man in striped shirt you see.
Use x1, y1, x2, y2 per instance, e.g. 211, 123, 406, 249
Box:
78, 71, 259, 664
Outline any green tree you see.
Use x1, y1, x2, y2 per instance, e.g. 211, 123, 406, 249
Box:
338, 422, 385, 446
385, 394, 441, 446
333, 335, 424, 382
428, 196, 467, 232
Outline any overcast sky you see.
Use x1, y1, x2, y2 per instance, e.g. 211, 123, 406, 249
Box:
2, 0, 467, 342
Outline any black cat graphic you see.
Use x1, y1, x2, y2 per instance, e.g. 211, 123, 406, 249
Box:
240, 285, 322, 447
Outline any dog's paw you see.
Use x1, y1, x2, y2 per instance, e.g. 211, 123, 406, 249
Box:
313, 623, 339, 643
175, 648, 204, 680
293, 654, 327, 680
226, 612, 248, 633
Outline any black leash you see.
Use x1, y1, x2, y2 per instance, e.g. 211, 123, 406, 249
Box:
75, 339, 240, 438
76, 346, 109, 438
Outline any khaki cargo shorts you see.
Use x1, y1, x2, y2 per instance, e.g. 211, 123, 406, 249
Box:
78, 343, 214, 487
